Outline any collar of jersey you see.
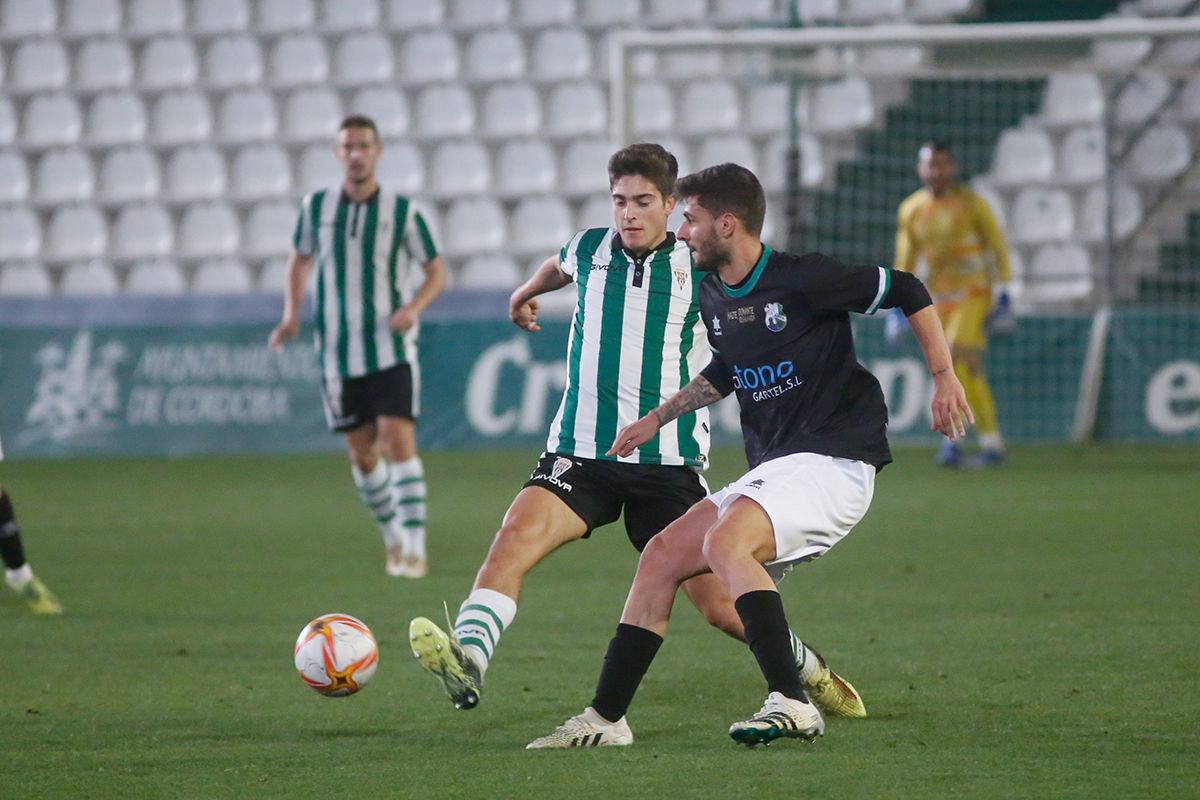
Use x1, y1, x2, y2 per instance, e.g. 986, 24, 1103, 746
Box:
720, 244, 772, 298
611, 231, 676, 259
339, 187, 380, 205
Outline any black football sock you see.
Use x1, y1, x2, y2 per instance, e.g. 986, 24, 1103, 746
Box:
0, 492, 26, 571
591, 623, 663, 723
735, 590, 808, 703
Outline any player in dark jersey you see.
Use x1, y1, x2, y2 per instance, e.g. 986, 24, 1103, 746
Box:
528, 163, 972, 749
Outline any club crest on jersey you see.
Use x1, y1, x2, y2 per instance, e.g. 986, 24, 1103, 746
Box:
551, 457, 573, 480
764, 302, 787, 333
673, 267, 688, 291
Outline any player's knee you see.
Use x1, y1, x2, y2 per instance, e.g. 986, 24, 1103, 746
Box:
347, 449, 377, 472
700, 528, 735, 573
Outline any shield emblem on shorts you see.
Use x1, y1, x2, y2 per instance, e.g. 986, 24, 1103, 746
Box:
551, 457, 573, 480
764, 302, 787, 333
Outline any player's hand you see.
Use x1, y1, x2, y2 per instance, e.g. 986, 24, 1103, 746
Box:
389, 306, 419, 332
987, 290, 1015, 335
268, 318, 299, 350
930, 369, 974, 440
884, 307, 908, 347
607, 413, 660, 458
510, 297, 541, 332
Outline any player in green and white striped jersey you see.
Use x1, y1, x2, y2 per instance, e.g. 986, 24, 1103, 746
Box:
269, 116, 446, 579
410, 145, 829, 716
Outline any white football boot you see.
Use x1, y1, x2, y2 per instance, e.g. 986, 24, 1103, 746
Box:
728, 691, 825, 746
526, 707, 634, 749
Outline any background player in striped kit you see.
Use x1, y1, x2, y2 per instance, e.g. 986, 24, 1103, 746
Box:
1, 436, 62, 614
409, 145, 864, 722
269, 116, 446, 578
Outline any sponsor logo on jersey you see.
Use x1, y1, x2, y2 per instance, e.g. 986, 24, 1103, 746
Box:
764, 302, 787, 332
727, 306, 756, 324
731, 359, 804, 402
746, 479, 766, 489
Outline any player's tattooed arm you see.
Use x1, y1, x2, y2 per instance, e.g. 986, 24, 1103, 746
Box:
652, 376, 723, 426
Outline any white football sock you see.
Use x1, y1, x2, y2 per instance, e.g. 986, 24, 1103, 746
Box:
454, 588, 517, 675
5, 564, 33, 588
390, 457, 427, 560
352, 461, 402, 547
791, 631, 821, 684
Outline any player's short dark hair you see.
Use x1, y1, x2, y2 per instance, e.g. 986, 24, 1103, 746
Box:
675, 163, 766, 237
920, 140, 953, 157
339, 115, 379, 141
608, 143, 678, 200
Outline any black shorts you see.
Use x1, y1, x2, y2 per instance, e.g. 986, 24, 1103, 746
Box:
523, 452, 707, 551
321, 363, 415, 433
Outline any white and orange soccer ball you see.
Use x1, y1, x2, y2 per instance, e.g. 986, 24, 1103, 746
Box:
294, 613, 379, 697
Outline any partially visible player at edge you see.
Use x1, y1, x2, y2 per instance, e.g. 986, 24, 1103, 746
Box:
528, 163, 971, 749
408, 144, 865, 721
894, 140, 1011, 468
269, 115, 446, 578
1, 437, 63, 614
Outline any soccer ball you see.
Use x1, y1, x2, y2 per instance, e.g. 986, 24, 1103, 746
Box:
294, 613, 379, 697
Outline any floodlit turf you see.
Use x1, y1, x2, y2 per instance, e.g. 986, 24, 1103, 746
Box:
2, 445, 1197, 799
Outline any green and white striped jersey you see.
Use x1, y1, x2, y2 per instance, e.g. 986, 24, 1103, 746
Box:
293, 187, 439, 382
547, 227, 711, 467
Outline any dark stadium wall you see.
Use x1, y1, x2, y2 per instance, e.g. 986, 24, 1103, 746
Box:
975, 0, 1124, 22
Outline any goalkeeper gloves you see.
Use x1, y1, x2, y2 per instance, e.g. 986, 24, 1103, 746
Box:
988, 286, 1015, 335
883, 307, 908, 347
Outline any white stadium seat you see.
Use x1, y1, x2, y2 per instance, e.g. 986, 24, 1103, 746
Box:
1172, 76, 1200, 122
229, 145, 292, 200
398, 31, 460, 85
680, 81, 740, 134
0, 207, 42, 260
269, 34, 329, 87
907, 0, 973, 22
283, 88, 344, 143
0, 99, 17, 145
577, 194, 614, 232
61, 259, 119, 296
386, 0, 446, 29
126, 0, 186, 35
1040, 73, 1104, 127
334, 32, 395, 86
257, 0, 316, 33
697, 135, 760, 177
514, 0, 574, 28
139, 37, 199, 90
450, 0, 510, 27
761, 133, 825, 191
713, 0, 779, 23
1026, 243, 1092, 304
63, 0, 122, 37
349, 87, 410, 138
843, 0, 905, 24
581, 0, 639, 26
45, 205, 108, 261
165, 146, 227, 201
809, 77, 874, 133
179, 203, 240, 258
2, 0, 57, 38
151, 91, 213, 145
480, 83, 542, 138
0, 152, 30, 202
510, 196, 572, 254
204, 36, 265, 89
658, 51, 725, 80
646, 0, 707, 26
969, 178, 1007, 231
1090, 36, 1152, 69
297, 144, 345, 189
443, 197, 507, 255
112, 203, 174, 259
1009, 187, 1074, 244
322, 0, 382, 31
428, 140, 491, 196
413, 84, 475, 138
990, 126, 1055, 186
1078, 182, 1142, 243
243, 200, 297, 259
560, 138, 612, 196
10, 39, 70, 94
376, 141, 425, 195
191, 258, 253, 293
464, 30, 526, 82
74, 39, 134, 92
1116, 71, 1171, 127
459, 254, 521, 290
98, 147, 161, 203
1127, 124, 1191, 183
34, 149, 95, 204
632, 81, 674, 135
0, 263, 53, 296
1134, 0, 1195, 14
797, 0, 840, 24
744, 83, 791, 136
495, 139, 557, 195
23, 95, 83, 148
256, 259, 290, 293
192, 0, 250, 34
545, 81, 607, 138
216, 89, 279, 143
126, 259, 187, 295
87, 92, 148, 146
856, 44, 926, 74
530, 29, 592, 82
1153, 37, 1200, 69
1058, 126, 1105, 185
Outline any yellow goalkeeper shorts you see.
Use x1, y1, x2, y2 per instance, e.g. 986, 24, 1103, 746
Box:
935, 287, 991, 351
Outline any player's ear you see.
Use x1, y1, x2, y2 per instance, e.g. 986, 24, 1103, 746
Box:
663, 193, 676, 215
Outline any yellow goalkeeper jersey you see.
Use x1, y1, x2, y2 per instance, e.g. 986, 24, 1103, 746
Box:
894, 185, 1011, 298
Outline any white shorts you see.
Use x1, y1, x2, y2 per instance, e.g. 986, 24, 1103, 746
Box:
707, 452, 876, 581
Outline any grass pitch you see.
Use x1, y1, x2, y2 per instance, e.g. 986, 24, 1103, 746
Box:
2, 445, 1197, 799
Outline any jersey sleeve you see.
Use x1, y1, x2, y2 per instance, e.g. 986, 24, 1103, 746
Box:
971, 192, 1012, 284
797, 253, 906, 316
292, 192, 317, 257
556, 230, 585, 279
699, 344, 734, 397
403, 203, 440, 264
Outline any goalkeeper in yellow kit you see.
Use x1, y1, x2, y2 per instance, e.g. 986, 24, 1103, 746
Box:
894, 141, 1011, 467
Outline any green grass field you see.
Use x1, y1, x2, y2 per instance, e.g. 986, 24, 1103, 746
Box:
2, 445, 1197, 799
